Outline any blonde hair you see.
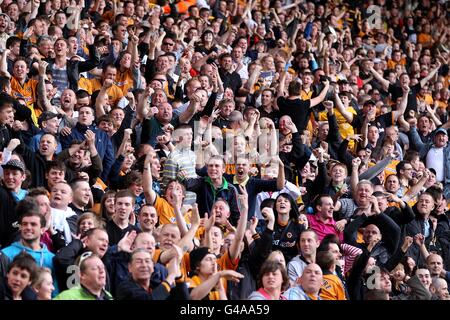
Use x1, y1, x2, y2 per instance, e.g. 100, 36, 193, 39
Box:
31, 267, 52, 289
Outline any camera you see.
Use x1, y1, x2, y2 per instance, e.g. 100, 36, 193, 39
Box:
320, 75, 330, 82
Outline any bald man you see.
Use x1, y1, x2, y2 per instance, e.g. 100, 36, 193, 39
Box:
430, 277, 449, 300
283, 263, 323, 300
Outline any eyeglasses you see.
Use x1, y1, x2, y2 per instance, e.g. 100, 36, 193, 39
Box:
78, 251, 94, 268
163, 42, 175, 46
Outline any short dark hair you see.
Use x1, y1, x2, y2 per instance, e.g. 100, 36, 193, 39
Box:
8, 251, 38, 282
75, 89, 90, 99
288, 81, 301, 96
316, 251, 335, 271
18, 207, 46, 228
6, 36, 20, 49
45, 161, 66, 174
115, 189, 136, 204
125, 170, 143, 188
0, 92, 16, 110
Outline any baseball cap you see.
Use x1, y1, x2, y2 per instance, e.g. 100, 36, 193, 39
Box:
363, 100, 376, 106
38, 111, 61, 127
2, 159, 26, 172
435, 127, 448, 136
373, 58, 382, 64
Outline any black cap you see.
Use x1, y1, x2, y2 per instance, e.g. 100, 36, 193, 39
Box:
363, 100, 376, 106
189, 247, 211, 272
38, 111, 62, 127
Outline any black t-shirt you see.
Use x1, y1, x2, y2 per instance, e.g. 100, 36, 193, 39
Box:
388, 82, 421, 113
277, 97, 312, 132
258, 107, 280, 127
106, 220, 140, 246
272, 220, 305, 263
351, 111, 394, 133
219, 69, 242, 95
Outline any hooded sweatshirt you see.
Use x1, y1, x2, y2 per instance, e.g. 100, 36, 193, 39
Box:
1, 241, 59, 295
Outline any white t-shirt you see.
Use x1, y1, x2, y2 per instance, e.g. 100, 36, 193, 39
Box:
51, 207, 76, 244
426, 147, 444, 182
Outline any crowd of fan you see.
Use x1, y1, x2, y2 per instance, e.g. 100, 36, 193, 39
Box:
0, 0, 449, 301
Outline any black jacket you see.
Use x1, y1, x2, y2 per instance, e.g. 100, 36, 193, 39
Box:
405, 206, 434, 266
0, 276, 37, 300
116, 277, 189, 300
344, 213, 401, 266
435, 212, 450, 269
53, 239, 111, 292
16, 143, 51, 188
0, 186, 18, 248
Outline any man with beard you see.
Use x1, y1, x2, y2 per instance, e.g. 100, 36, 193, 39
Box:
137, 206, 158, 233
1, 210, 57, 293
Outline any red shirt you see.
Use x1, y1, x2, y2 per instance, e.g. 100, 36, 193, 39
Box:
307, 214, 343, 242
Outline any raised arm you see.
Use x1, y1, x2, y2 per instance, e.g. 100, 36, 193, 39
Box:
333, 92, 354, 123
143, 152, 156, 205
228, 186, 249, 261
392, 84, 409, 121
420, 61, 441, 88
37, 60, 57, 113
310, 79, 330, 107
0, 50, 11, 79
369, 66, 390, 91
160, 205, 201, 264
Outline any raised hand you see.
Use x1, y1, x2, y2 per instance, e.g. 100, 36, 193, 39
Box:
118, 230, 138, 253
38, 60, 48, 76
6, 138, 20, 152
103, 78, 114, 89
237, 185, 249, 214
401, 236, 413, 252
84, 130, 96, 146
